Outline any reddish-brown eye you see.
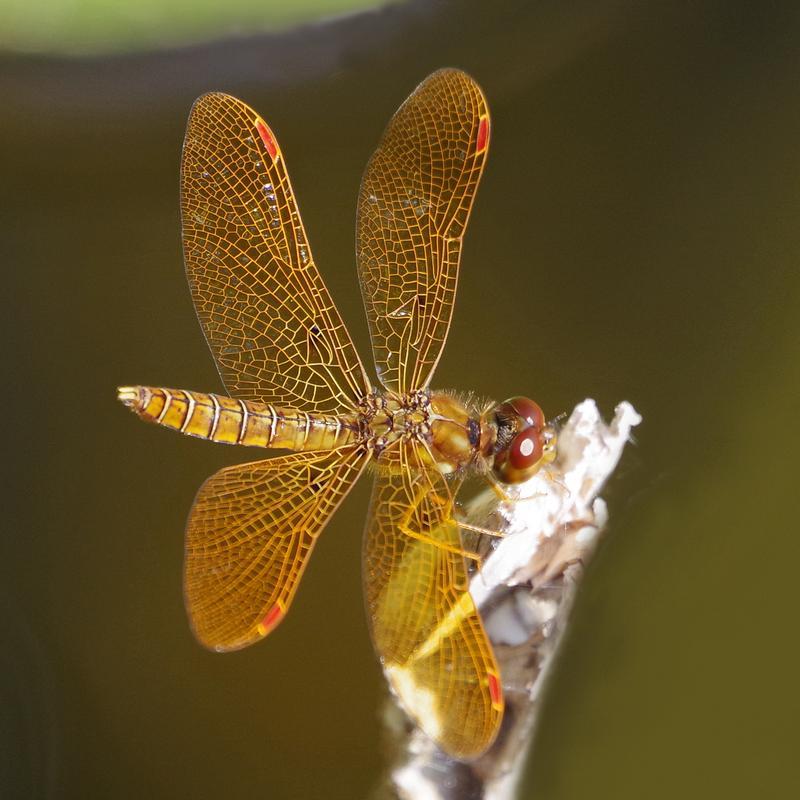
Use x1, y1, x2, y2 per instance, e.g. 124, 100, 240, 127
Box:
505, 396, 545, 431
509, 429, 543, 470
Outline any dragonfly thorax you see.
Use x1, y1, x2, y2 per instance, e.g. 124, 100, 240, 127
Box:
359, 389, 430, 455
360, 389, 490, 474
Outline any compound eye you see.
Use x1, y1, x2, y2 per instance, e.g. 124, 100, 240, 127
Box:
503, 396, 545, 430
509, 429, 543, 470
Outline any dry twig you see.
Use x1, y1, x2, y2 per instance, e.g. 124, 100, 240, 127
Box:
377, 399, 642, 800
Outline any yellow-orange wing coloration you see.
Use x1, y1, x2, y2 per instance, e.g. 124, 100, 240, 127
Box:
186, 447, 369, 651
356, 69, 490, 393
363, 440, 503, 758
180, 96, 373, 651
182, 93, 369, 412
357, 69, 501, 756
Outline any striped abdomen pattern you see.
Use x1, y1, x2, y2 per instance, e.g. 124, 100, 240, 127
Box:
118, 386, 359, 452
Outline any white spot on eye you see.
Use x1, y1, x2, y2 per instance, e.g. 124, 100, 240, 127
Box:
519, 437, 535, 457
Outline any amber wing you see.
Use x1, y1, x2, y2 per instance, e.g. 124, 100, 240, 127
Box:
182, 93, 369, 413
356, 69, 490, 393
363, 441, 503, 757
185, 447, 369, 651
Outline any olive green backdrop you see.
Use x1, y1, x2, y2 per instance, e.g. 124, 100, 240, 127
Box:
2, 0, 798, 797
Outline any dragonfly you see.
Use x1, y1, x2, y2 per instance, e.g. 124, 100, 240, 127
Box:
118, 69, 557, 758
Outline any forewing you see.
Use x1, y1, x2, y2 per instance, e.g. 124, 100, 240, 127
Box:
362, 442, 503, 758
182, 93, 369, 413
356, 69, 490, 392
185, 447, 368, 652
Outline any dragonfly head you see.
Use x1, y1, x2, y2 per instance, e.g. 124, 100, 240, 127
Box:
489, 396, 558, 484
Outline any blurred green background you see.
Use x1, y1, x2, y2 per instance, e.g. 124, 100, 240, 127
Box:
0, 0, 396, 55
2, 0, 799, 797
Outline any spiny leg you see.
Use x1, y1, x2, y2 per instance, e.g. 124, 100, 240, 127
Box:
398, 484, 485, 566
398, 520, 484, 566
481, 469, 562, 502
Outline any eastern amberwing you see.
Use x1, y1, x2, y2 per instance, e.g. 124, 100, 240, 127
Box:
118, 69, 557, 758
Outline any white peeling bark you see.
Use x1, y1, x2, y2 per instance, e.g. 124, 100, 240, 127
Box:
377, 399, 642, 800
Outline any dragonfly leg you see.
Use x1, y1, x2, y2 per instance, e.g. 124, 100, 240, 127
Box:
484, 471, 514, 501
543, 468, 571, 496
398, 521, 483, 565
458, 520, 506, 539
398, 488, 484, 565
483, 471, 545, 502
482, 469, 570, 502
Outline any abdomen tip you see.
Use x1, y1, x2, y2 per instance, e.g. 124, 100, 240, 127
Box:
117, 386, 141, 408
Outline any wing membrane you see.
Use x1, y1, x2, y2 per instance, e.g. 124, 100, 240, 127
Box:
356, 69, 490, 392
182, 93, 369, 412
362, 441, 502, 757
185, 447, 368, 651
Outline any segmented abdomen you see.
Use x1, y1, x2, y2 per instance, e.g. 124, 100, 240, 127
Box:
117, 386, 359, 451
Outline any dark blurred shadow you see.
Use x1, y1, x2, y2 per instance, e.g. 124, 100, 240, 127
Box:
0, 597, 59, 799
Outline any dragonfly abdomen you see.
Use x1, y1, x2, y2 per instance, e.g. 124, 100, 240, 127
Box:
117, 386, 358, 451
